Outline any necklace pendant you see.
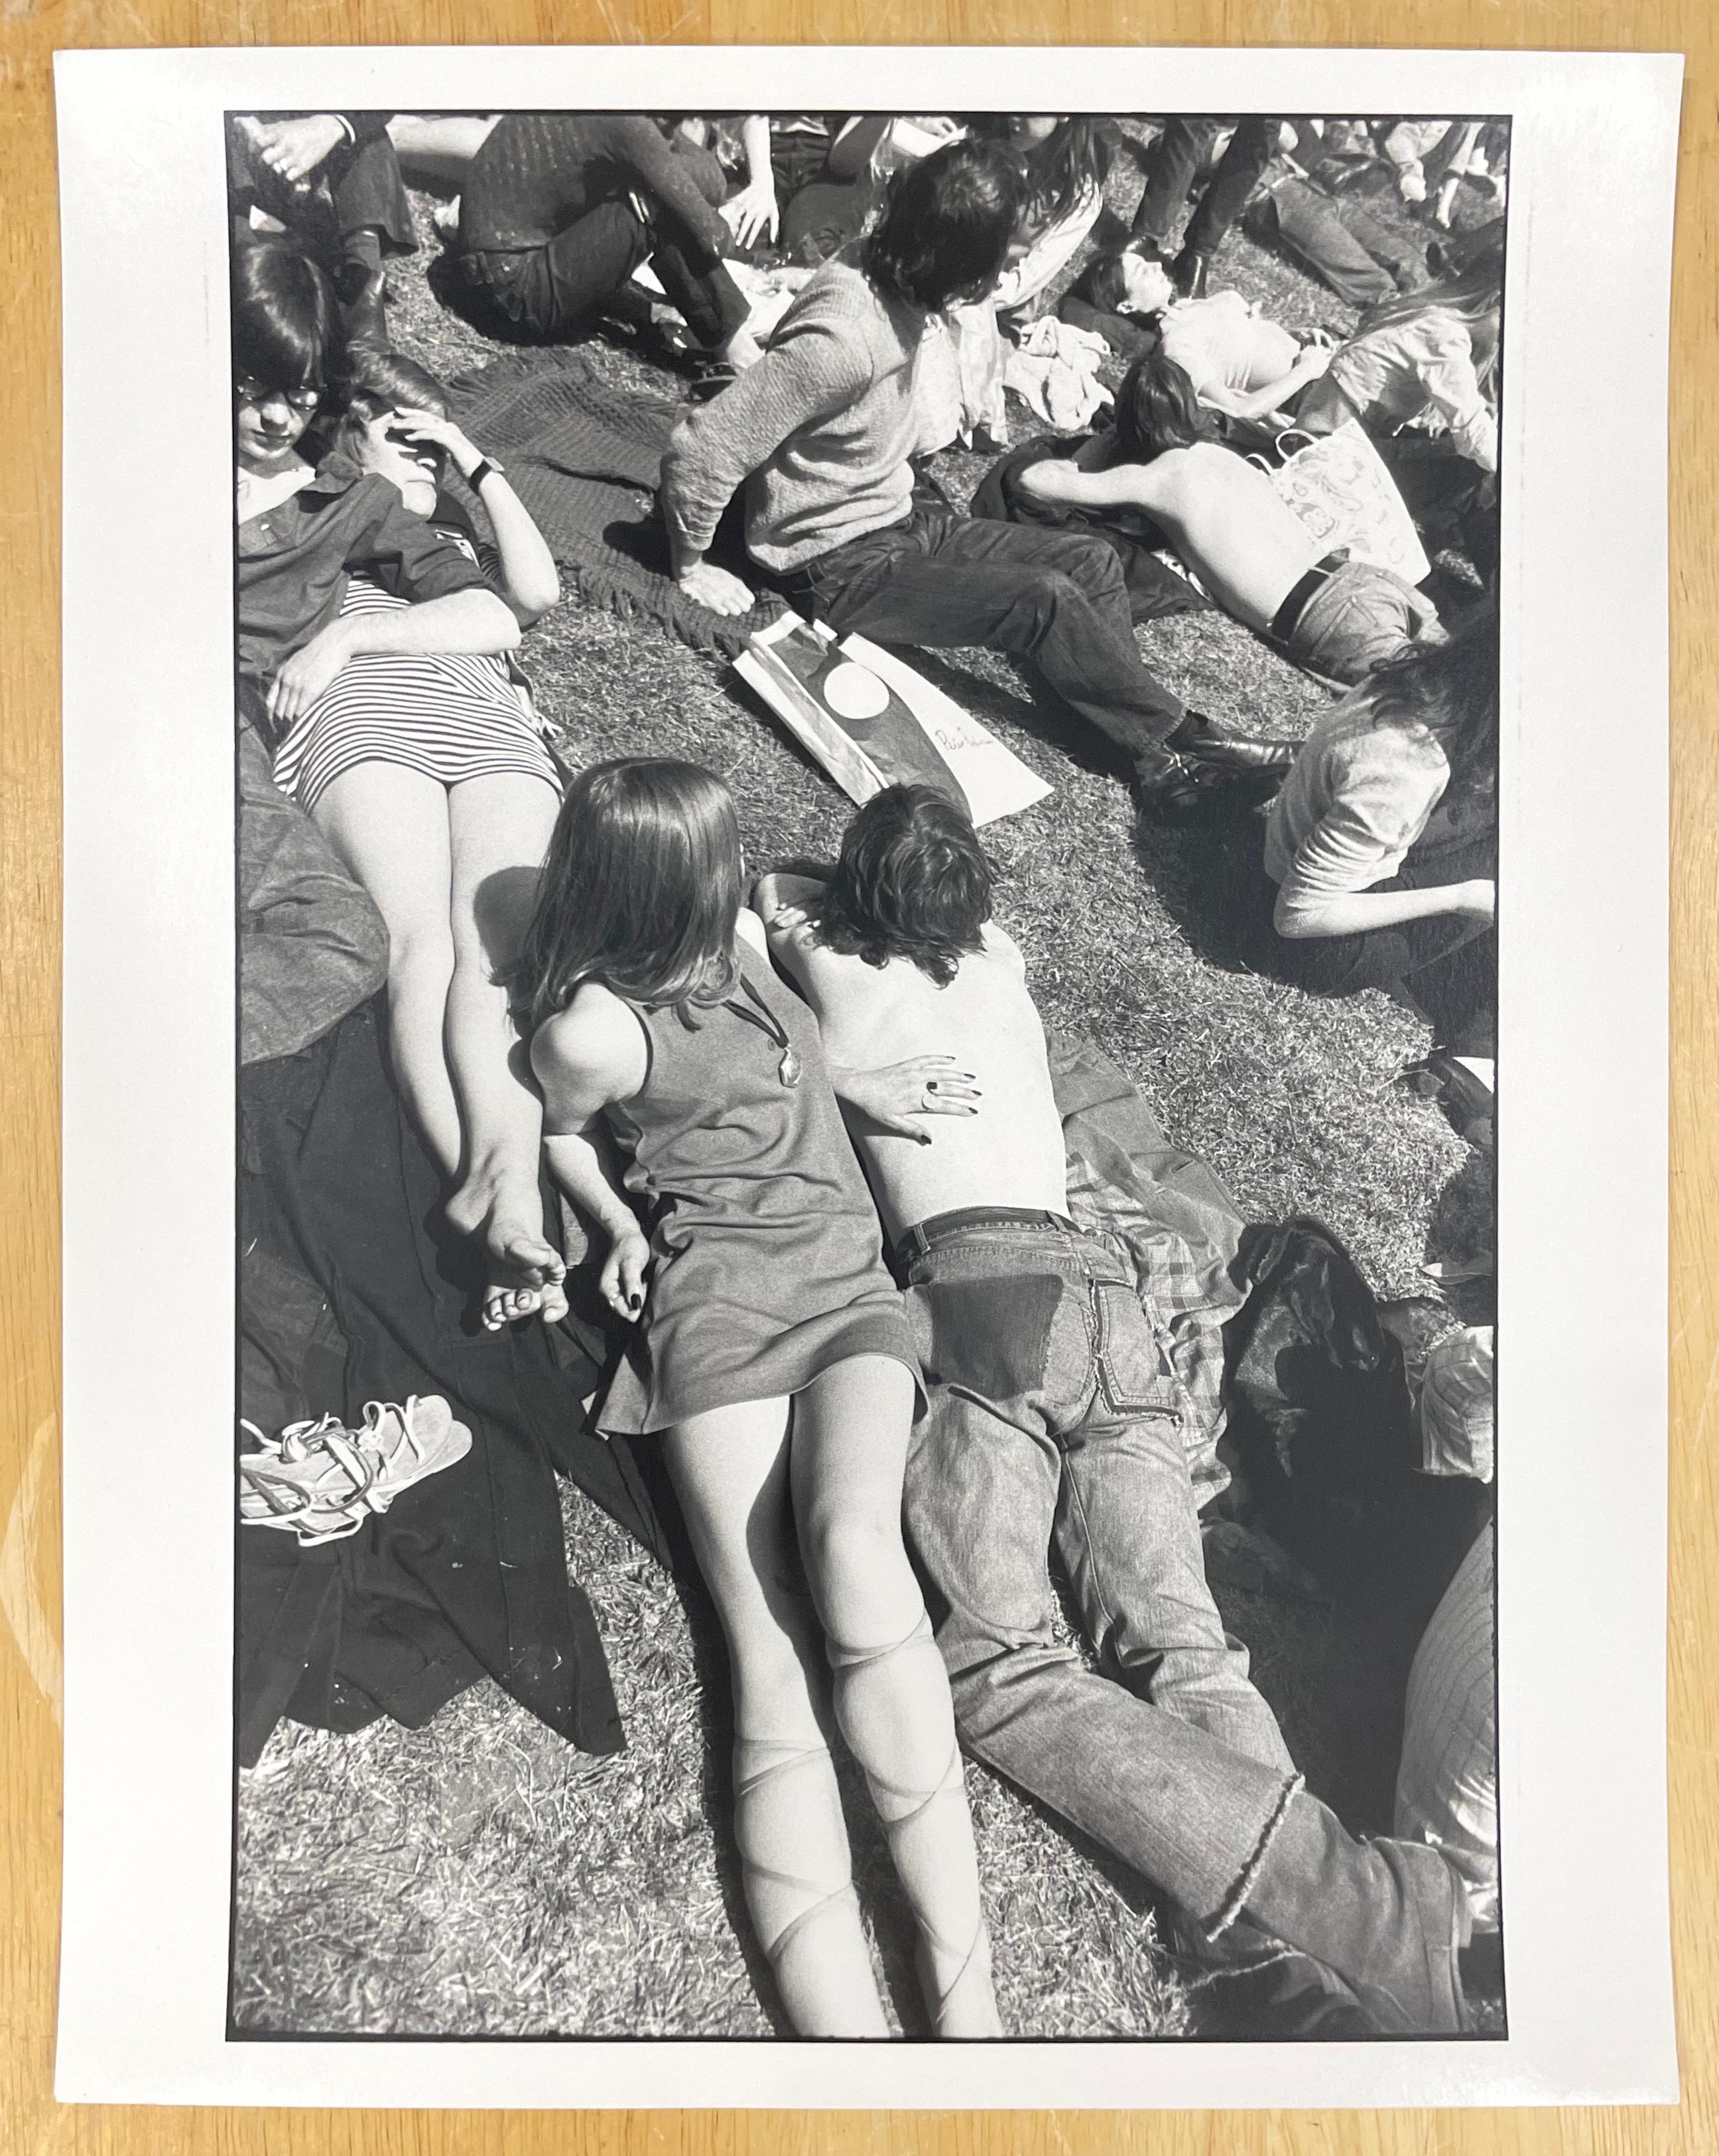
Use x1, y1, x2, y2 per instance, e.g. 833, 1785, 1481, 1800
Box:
778, 1046, 803, 1088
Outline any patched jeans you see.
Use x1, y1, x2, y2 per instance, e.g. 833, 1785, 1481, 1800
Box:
901, 1210, 1301, 1920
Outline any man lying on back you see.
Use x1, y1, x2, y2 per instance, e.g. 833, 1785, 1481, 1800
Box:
754, 783, 1475, 2036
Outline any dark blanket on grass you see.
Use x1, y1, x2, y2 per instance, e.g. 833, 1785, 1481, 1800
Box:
444, 350, 785, 656
237, 995, 674, 1769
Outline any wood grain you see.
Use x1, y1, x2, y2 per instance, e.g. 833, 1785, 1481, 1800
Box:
3, 3, 1713, 2149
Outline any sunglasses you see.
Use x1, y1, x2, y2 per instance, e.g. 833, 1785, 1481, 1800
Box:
236, 374, 320, 415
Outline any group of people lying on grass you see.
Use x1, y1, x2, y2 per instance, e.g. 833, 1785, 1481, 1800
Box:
233, 117, 1499, 2039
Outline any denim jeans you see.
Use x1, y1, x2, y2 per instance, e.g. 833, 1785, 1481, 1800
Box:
785, 507, 1186, 764
1131, 117, 1277, 256
464, 200, 747, 352
1283, 558, 1438, 687
899, 1211, 1301, 1919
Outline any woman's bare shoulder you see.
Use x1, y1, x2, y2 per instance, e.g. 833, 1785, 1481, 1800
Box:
533, 981, 648, 1093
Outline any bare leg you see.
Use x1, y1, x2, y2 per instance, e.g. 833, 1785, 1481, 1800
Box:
385, 113, 501, 187
665, 1401, 890, 2037
314, 763, 460, 1177
791, 1357, 1001, 2037
444, 772, 564, 1312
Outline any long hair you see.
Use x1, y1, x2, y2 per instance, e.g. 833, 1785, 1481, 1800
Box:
332, 349, 450, 456
818, 785, 993, 987
514, 759, 743, 1031
862, 138, 1023, 313
966, 115, 1115, 236
1350, 253, 1503, 391
231, 236, 334, 395
1070, 245, 1166, 332
1365, 605, 1499, 810
1114, 352, 1224, 462
1013, 117, 1115, 234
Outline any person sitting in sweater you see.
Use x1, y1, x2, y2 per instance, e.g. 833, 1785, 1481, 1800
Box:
456, 113, 762, 371
659, 137, 1291, 822
1016, 350, 1438, 687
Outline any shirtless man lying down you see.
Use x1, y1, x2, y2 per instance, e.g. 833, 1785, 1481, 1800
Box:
755, 783, 1476, 2037
1018, 349, 1439, 688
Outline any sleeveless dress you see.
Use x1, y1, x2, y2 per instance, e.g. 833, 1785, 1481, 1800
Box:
596, 950, 919, 1435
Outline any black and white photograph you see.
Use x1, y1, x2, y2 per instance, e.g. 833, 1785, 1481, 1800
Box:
52, 42, 1680, 2110
229, 94, 1505, 2046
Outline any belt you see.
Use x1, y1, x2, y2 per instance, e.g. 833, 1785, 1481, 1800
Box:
893, 1205, 1073, 1267
1268, 549, 1350, 644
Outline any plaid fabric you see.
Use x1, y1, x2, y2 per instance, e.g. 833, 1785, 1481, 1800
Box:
1049, 1032, 1249, 1509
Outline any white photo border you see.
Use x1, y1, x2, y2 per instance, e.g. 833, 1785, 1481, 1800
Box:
54, 41, 1681, 2109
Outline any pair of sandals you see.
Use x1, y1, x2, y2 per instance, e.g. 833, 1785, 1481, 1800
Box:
238, 1394, 473, 1546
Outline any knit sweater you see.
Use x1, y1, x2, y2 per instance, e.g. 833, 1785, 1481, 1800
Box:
660, 260, 933, 574
458, 115, 729, 267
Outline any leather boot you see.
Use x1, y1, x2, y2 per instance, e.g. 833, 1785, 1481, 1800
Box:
1172, 245, 1212, 299
335, 230, 389, 360
1167, 1907, 1381, 2037
1129, 745, 1231, 823
1169, 708, 1299, 777
1235, 1789, 1472, 2034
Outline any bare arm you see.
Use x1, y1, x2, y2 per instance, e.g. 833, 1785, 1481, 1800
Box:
1275, 878, 1495, 940
531, 992, 654, 1321
1197, 344, 1332, 425
753, 870, 982, 1140
266, 587, 521, 726
346, 586, 519, 659
393, 409, 562, 621
721, 116, 781, 249
753, 869, 828, 947
466, 470, 561, 621
453, 1034, 570, 1331
1015, 456, 1171, 516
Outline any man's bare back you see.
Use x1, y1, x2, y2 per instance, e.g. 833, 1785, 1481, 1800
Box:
1048, 437, 1318, 633
757, 878, 1070, 1245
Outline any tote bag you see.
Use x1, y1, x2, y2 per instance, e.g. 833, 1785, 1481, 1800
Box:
1261, 419, 1432, 587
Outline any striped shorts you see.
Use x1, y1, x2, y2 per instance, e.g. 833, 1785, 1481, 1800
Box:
272, 577, 562, 813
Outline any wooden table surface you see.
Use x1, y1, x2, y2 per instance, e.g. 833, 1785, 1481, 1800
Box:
4, 3, 1713, 2150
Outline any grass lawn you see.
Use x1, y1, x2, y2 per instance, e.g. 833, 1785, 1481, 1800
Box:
233, 129, 1498, 2040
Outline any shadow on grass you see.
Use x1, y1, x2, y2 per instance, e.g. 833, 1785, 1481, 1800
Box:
1129, 795, 1283, 978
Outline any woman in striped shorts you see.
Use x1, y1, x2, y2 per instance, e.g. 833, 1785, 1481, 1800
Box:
272, 349, 568, 1226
